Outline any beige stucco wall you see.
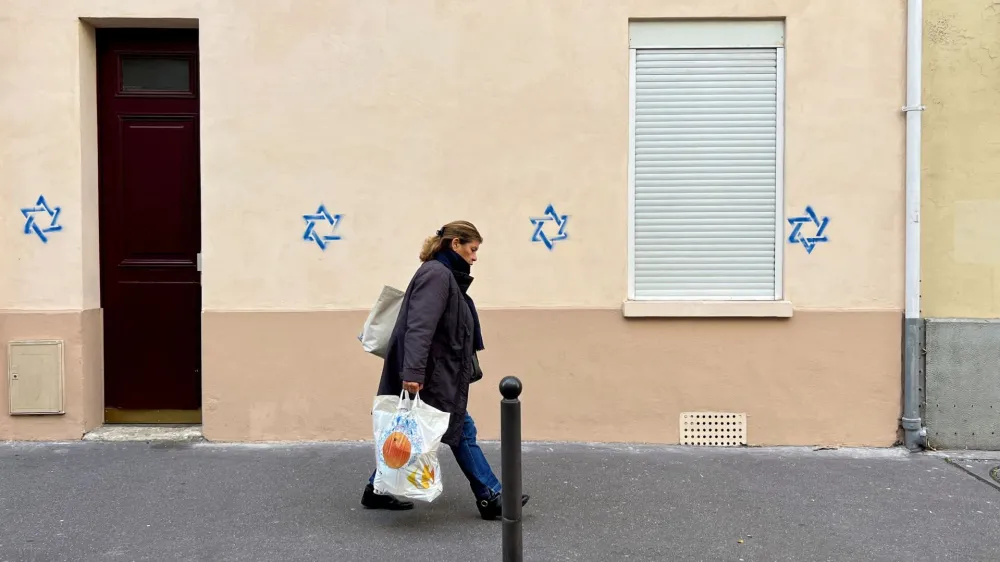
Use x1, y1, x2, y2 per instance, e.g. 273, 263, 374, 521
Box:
2, 0, 905, 312
0, 1, 905, 444
922, 0, 1000, 318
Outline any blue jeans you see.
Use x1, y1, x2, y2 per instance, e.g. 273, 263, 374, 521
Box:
370, 412, 501, 501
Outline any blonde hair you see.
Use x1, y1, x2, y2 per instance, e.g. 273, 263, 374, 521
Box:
419, 220, 483, 262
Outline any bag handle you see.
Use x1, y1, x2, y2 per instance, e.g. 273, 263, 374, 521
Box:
397, 389, 428, 411
397, 389, 422, 411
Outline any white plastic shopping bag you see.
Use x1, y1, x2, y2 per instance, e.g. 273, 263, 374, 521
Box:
358, 285, 404, 358
372, 391, 450, 502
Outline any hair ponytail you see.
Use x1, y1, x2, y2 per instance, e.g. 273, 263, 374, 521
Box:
418, 234, 444, 262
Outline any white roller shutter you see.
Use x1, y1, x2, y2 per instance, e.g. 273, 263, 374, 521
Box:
631, 48, 781, 300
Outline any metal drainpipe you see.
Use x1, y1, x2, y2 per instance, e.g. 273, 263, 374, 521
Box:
902, 0, 927, 452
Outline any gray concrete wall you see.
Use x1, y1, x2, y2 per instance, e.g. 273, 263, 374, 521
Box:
925, 319, 1000, 450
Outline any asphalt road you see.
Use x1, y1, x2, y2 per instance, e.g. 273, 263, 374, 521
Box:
0, 441, 998, 561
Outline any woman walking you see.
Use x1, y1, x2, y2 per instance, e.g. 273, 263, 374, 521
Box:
361, 220, 529, 520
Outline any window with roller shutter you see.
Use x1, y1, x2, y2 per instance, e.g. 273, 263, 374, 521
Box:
627, 21, 785, 302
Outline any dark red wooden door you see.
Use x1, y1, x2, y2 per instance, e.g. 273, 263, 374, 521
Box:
97, 29, 202, 412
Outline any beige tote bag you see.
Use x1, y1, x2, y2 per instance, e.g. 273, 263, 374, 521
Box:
359, 285, 404, 358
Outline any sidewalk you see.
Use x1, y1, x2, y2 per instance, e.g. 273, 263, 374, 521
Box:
0, 440, 998, 562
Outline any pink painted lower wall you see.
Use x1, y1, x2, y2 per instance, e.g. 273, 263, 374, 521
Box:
0, 309, 103, 440
0, 308, 901, 445
201, 309, 902, 447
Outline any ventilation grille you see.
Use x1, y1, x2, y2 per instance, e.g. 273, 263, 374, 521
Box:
680, 412, 747, 446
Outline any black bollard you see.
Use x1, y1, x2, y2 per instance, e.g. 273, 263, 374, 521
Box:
499, 376, 523, 562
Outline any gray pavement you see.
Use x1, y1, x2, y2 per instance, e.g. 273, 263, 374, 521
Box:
1, 440, 998, 562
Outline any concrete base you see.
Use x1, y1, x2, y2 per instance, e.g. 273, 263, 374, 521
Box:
925, 319, 1000, 450
83, 425, 203, 442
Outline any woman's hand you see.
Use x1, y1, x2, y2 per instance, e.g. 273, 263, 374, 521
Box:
402, 381, 423, 395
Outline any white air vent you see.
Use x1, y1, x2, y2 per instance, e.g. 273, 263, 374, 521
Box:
680, 412, 747, 446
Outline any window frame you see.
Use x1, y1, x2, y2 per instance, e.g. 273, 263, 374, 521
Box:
626, 37, 786, 303
115, 51, 198, 99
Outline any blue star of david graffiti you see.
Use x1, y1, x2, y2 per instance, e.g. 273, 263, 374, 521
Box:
787, 206, 830, 254
21, 195, 63, 244
302, 204, 342, 250
529, 204, 569, 251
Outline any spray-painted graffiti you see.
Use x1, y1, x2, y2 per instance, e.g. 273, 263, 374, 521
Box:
530, 204, 569, 251
302, 204, 342, 250
21, 195, 63, 243
787, 206, 829, 254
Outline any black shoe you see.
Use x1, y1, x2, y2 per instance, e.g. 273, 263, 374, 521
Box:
477, 492, 530, 520
361, 484, 414, 511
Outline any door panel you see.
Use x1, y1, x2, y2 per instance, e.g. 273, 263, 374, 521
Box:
97, 29, 202, 414
112, 281, 202, 409
119, 116, 200, 260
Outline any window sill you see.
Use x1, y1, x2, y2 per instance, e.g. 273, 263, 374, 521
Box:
621, 300, 794, 318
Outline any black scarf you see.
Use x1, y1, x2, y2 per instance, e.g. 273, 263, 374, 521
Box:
434, 249, 485, 352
